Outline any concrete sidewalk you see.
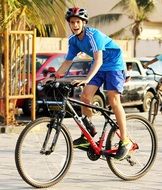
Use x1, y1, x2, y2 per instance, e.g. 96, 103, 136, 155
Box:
0, 112, 162, 190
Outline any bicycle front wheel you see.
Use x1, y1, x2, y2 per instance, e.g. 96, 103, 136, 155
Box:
106, 114, 157, 180
148, 97, 159, 124
15, 117, 73, 188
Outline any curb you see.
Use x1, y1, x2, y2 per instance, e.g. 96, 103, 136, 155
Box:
0, 122, 29, 134
0, 125, 24, 134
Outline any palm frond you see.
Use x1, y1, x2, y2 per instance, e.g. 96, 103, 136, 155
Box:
0, 0, 75, 36
89, 13, 122, 26
109, 22, 133, 38
109, 28, 126, 39
110, 0, 138, 13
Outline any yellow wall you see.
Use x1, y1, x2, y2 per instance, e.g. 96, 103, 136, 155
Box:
36, 37, 162, 57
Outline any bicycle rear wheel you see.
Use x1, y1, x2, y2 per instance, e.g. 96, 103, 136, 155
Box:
148, 97, 159, 124
15, 117, 73, 188
106, 115, 157, 180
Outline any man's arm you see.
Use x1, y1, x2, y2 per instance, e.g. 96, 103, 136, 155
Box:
85, 50, 102, 82
143, 57, 158, 68
56, 60, 73, 77
71, 51, 102, 86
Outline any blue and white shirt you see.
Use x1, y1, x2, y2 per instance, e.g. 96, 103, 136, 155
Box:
66, 27, 126, 71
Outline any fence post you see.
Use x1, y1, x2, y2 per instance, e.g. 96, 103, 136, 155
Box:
4, 29, 9, 125
31, 29, 36, 121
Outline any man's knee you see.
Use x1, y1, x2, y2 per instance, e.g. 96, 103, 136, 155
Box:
81, 94, 91, 104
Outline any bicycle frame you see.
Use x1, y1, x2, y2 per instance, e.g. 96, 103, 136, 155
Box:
148, 68, 162, 124
67, 98, 118, 156
15, 80, 157, 186
38, 96, 119, 157
156, 83, 162, 103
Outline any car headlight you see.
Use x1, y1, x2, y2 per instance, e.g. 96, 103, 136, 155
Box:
37, 82, 44, 91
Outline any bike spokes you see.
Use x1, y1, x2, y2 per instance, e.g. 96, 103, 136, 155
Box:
15, 117, 73, 188
106, 115, 157, 180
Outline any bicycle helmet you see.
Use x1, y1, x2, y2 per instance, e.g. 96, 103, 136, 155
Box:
65, 7, 88, 23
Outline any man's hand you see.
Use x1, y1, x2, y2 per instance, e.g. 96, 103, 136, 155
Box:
41, 76, 55, 85
143, 63, 148, 69
71, 79, 88, 86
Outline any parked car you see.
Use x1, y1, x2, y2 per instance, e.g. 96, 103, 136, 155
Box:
16, 52, 66, 115
23, 55, 159, 115
121, 58, 157, 111
61, 57, 158, 112
36, 57, 106, 116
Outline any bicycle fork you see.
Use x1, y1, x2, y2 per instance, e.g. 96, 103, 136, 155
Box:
40, 114, 64, 155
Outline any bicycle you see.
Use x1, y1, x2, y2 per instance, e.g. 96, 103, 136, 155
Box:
15, 78, 157, 188
148, 67, 162, 124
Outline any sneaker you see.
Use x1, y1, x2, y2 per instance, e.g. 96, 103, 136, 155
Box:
82, 116, 97, 137
73, 135, 90, 149
114, 139, 132, 160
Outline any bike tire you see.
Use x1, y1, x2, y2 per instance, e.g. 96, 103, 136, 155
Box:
106, 114, 157, 181
15, 117, 73, 188
148, 97, 159, 125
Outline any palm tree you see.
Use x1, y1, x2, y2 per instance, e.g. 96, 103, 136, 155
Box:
0, 0, 75, 37
89, 0, 156, 56
0, 0, 75, 124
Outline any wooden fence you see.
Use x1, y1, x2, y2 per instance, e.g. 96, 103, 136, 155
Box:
0, 29, 36, 125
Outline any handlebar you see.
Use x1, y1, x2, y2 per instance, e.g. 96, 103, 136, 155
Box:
38, 79, 84, 89
37, 79, 73, 91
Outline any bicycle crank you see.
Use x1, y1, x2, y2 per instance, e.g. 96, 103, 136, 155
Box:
87, 147, 100, 161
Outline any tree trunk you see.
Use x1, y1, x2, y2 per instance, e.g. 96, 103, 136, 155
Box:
133, 35, 137, 57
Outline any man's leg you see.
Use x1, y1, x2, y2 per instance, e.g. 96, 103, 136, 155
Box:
107, 90, 127, 141
80, 85, 98, 117
73, 85, 98, 148
107, 90, 132, 160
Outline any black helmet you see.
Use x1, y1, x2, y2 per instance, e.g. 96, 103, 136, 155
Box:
65, 7, 88, 23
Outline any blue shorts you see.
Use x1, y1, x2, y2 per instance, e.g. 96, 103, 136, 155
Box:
88, 70, 125, 93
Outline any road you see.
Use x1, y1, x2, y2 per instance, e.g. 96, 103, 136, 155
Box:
0, 110, 162, 190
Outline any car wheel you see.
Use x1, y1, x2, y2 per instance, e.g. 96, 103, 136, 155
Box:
138, 91, 154, 112
22, 99, 40, 116
92, 95, 104, 116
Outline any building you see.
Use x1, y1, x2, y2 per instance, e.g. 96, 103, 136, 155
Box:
37, 0, 162, 57
64, 0, 162, 57
66, 0, 162, 39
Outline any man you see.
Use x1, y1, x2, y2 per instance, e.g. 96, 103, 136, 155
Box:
144, 54, 162, 113
143, 54, 162, 68
56, 7, 132, 160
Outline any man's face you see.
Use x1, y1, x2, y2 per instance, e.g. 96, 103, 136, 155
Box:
69, 17, 85, 35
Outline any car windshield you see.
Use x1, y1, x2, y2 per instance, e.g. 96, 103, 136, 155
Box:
36, 55, 50, 71
24, 54, 50, 73
42, 54, 66, 72
66, 60, 92, 76
25, 54, 66, 74
147, 60, 162, 75
137, 57, 162, 75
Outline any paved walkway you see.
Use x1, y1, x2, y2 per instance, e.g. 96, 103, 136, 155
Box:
0, 112, 162, 190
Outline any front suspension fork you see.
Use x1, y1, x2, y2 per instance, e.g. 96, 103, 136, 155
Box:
40, 114, 64, 155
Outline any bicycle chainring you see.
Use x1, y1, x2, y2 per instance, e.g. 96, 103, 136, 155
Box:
87, 146, 100, 161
